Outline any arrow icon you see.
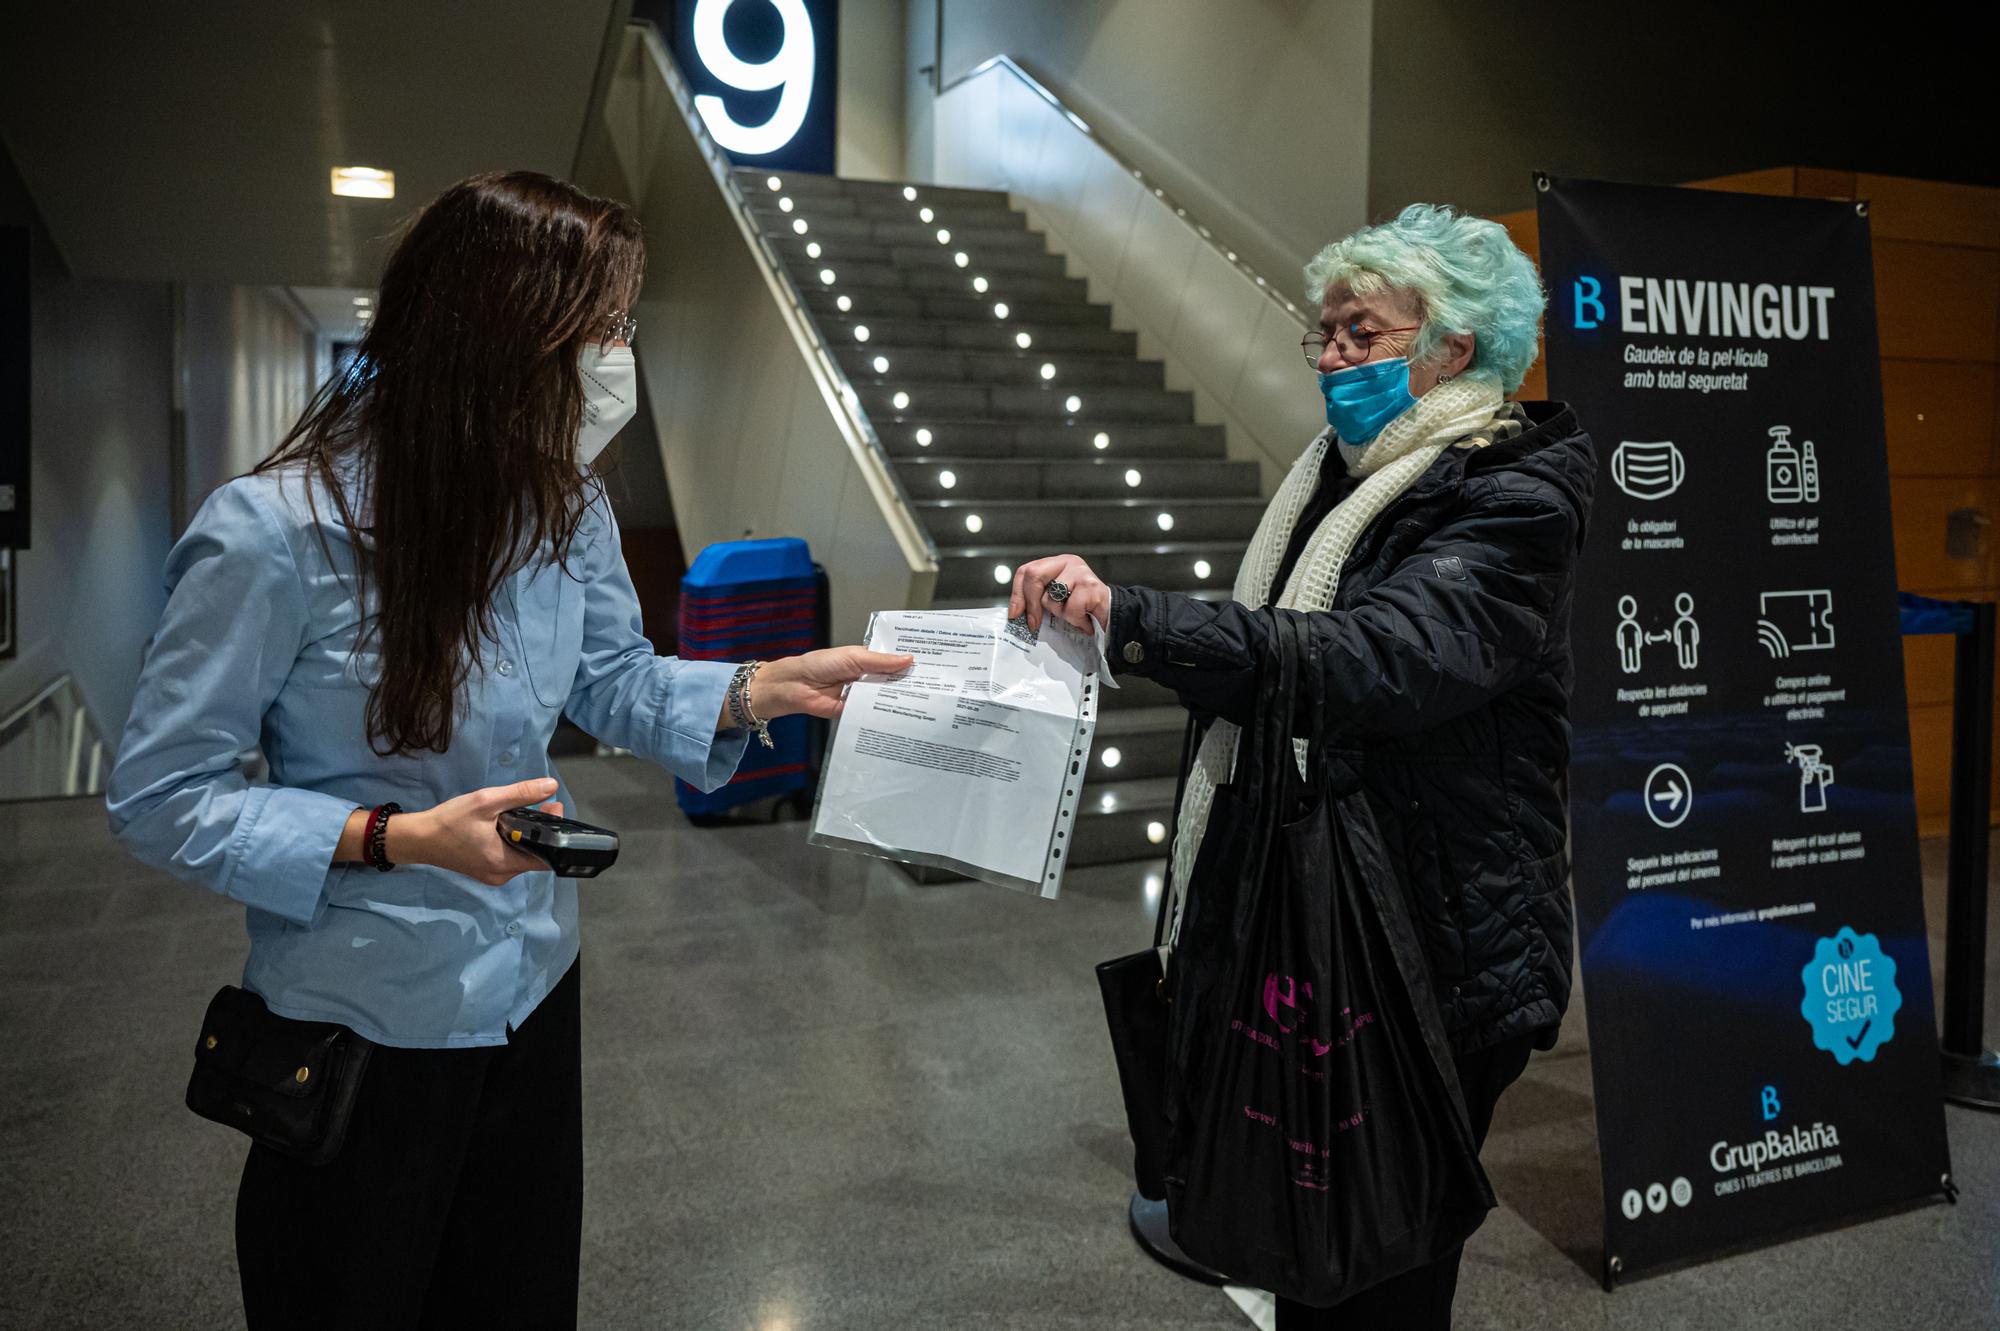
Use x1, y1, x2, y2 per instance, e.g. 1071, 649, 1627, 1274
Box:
1644, 763, 1693, 829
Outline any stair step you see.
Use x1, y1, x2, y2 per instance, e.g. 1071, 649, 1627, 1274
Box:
897, 456, 1259, 500
754, 213, 1047, 251
746, 190, 1022, 224
836, 345, 1163, 388
1085, 707, 1189, 781
804, 288, 1109, 326
934, 541, 1242, 599
861, 383, 1194, 424
801, 261, 1086, 301
817, 316, 1133, 356
881, 420, 1224, 460
774, 238, 1066, 278
737, 170, 1006, 210
917, 497, 1265, 546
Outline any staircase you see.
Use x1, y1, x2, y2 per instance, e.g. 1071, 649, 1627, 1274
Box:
741, 168, 1264, 868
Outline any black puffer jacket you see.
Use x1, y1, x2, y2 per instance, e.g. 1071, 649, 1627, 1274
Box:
1109, 401, 1596, 1055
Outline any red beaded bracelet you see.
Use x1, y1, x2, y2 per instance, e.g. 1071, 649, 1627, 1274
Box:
363, 802, 402, 872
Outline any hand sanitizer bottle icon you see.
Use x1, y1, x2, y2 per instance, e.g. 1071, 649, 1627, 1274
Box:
1801, 440, 1820, 503
1767, 426, 1803, 504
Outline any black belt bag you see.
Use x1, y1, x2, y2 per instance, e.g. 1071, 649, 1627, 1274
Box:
185, 986, 375, 1166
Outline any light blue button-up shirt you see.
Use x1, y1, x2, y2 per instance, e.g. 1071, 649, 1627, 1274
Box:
107, 465, 748, 1048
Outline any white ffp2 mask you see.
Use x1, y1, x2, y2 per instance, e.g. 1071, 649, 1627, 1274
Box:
577, 345, 638, 464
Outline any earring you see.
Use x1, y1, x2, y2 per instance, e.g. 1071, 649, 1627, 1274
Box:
1437, 373, 1455, 385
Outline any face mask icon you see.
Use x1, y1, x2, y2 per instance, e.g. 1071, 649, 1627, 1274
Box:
1611, 440, 1686, 501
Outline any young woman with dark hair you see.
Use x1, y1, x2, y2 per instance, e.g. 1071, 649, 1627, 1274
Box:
106, 170, 908, 1327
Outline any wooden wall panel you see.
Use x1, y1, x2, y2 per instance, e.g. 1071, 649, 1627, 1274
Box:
1873, 241, 2000, 363
1880, 359, 1997, 478
1858, 173, 2000, 248
1903, 633, 1956, 708
1889, 478, 1997, 592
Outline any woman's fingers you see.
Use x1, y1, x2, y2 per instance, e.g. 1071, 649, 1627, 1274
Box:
844, 649, 914, 679
481, 777, 559, 812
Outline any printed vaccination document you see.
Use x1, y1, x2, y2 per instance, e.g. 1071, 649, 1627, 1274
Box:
809, 606, 1101, 893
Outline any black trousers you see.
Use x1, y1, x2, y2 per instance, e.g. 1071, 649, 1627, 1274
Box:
1274, 1034, 1536, 1331
236, 959, 584, 1330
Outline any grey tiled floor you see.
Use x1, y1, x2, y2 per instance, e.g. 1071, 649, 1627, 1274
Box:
1, 757, 1995, 1329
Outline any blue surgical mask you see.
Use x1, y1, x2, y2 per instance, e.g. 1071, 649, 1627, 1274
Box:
1319, 357, 1417, 445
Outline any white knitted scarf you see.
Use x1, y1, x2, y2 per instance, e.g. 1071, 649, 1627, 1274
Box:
1164, 377, 1506, 947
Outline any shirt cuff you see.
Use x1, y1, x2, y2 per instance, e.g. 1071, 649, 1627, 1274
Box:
227, 786, 357, 928
664, 659, 752, 793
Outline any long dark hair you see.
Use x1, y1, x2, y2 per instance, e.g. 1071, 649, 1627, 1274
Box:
259, 170, 643, 756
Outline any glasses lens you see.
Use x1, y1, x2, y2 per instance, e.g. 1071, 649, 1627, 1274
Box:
1302, 332, 1327, 366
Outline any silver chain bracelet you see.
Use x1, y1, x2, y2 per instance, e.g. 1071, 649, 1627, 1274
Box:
727, 660, 775, 749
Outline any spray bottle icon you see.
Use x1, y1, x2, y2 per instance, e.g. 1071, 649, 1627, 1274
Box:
1785, 743, 1835, 813
1801, 439, 1820, 502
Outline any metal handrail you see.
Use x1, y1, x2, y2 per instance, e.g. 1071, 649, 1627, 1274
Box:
0, 673, 106, 799
630, 23, 939, 571
0, 673, 74, 740
938, 55, 1310, 332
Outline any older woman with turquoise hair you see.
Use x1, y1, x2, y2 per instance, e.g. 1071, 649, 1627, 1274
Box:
1012, 204, 1593, 1327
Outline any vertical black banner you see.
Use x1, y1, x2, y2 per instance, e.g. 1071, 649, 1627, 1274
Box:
0, 225, 27, 549
1538, 177, 1952, 1278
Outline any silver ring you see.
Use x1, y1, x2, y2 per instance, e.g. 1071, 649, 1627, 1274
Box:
1045, 580, 1071, 604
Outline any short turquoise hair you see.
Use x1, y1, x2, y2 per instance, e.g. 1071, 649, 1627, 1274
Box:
1304, 203, 1546, 395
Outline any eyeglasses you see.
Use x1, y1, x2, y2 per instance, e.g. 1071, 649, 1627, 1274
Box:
602, 312, 638, 348
1301, 321, 1420, 368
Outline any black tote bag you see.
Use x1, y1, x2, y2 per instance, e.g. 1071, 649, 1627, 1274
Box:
1095, 713, 1199, 1201
1161, 611, 1495, 1307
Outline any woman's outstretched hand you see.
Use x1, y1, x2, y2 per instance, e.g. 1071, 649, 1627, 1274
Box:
1010, 554, 1111, 635
746, 646, 914, 722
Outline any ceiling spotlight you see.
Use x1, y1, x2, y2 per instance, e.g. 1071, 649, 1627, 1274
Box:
1101, 747, 1122, 769
1015, 332, 1033, 349
1066, 395, 1083, 414
1124, 468, 1142, 487
938, 468, 956, 488
792, 218, 808, 235
973, 276, 990, 293
1093, 432, 1110, 450
993, 302, 1010, 319
964, 514, 984, 533
902, 186, 918, 201
919, 207, 935, 223
872, 355, 890, 373
853, 325, 871, 342
1157, 512, 1175, 531
768, 176, 783, 191
992, 564, 1011, 584
805, 242, 822, 258
914, 427, 933, 446
1194, 559, 1212, 579
1039, 363, 1056, 381
936, 228, 952, 245
836, 295, 853, 312
330, 166, 395, 199
893, 391, 912, 410
779, 196, 795, 213
819, 268, 837, 285
954, 252, 969, 268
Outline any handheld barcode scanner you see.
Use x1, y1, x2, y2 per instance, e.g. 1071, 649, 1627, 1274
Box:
495, 806, 621, 878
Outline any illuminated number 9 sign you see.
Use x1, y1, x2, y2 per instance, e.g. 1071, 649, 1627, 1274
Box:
690, 0, 817, 158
